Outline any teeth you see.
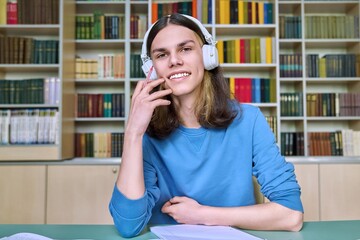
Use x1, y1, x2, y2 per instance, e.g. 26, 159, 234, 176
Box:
169, 72, 189, 79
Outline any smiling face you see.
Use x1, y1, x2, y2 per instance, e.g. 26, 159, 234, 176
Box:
150, 24, 205, 102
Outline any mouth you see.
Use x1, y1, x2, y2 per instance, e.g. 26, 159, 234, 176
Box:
168, 72, 190, 80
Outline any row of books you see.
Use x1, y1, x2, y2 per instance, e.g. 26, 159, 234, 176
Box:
228, 77, 276, 103
305, 15, 359, 39
306, 54, 360, 78
130, 14, 147, 39
76, 13, 125, 40
74, 132, 124, 158
0, 36, 59, 64
281, 132, 304, 156
308, 130, 360, 156
281, 92, 360, 117
76, 93, 125, 118
280, 54, 302, 78
217, 0, 274, 24
265, 115, 277, 140
75, 53, 125, 79
0, 77, 60, 105
279, 16, 301, 39
151, 1, 195, 24
0, 109, 58, 145
0, 0, 59, 25
130, 54, 146, 78
307, 93, 360, 117
217, 37, 275, 64
280, 92, 304, 117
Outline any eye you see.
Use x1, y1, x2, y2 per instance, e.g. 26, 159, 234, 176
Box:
155, 52, 167, 59
181, 46, 192, 52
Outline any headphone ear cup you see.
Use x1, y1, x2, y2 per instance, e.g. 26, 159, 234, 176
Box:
202, 44, 219, 70
141, 60, 158, 80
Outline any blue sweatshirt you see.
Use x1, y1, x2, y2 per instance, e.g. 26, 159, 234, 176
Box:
109, 103, 303, 237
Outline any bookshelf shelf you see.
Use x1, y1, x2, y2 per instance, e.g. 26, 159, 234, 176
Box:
0, 65, 60, 71
0, 104, 59, 108
0, 25, 60, 35
0, 145, 60, 161
305, 77, 360, 82
307, 116, 360, 121
75, 117, 126, 122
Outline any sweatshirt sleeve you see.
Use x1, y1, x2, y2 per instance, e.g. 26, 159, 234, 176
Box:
251, 108, 304, 213
108, 145, 161, 238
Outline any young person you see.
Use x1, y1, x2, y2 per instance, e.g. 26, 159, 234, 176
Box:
109, 13, 304, 238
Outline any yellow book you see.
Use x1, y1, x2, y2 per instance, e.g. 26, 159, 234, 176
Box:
0, 0, 6, 25
217, 40, 224, 64
258, 2, 264, 24
265, 37, 272, 64
319, 57, 326, 78
270, 78, 276, 103
238, 0, 244, 24
252, 1, 256, 24
250, 38, 256, 63
234, 39, 240, 63
255, 38, 260, 63
229, 77, 235, 99
219, 0, 230, 24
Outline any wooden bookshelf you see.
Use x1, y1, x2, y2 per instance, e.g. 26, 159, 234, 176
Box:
0, 0, 75, 161
0, 0, 359, 225
278, 0, 360, 158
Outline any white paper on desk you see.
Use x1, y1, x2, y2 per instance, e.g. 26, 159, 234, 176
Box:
150, 224, 264, 240
0, 233, 53, 240
0, 233, 94, 240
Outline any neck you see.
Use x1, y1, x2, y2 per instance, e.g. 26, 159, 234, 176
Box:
173, 98, 200, 129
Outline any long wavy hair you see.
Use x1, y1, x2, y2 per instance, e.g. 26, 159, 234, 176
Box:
145, 13, 238, 139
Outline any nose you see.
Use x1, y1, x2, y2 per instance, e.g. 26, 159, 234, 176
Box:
168, 52, 183, 67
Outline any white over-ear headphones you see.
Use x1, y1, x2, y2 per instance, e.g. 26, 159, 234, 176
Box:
141, 14, 219, 80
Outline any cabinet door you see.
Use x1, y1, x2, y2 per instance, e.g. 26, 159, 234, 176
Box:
0, 165, 46, 224
46, 165, 119, 224
320, 164, 360, 220
293, 163, 320, 221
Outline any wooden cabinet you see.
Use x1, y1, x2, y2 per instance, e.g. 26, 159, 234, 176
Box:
294, 162, 360, 221
319, 164, 360, 220
0, 165, 46, 224
46, 165, 119, 224
293, 163, 320, 221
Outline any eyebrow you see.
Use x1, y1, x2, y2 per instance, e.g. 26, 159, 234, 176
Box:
151, 40, 196, 54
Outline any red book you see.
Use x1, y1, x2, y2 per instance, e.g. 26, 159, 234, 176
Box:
240, 39, 245, 63
235, 78, 252, 103
6, 0, 17, 24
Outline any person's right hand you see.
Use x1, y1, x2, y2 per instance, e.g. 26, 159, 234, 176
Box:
126, 78, 172, 136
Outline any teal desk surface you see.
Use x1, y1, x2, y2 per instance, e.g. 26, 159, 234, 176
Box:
0, 220, 359, 240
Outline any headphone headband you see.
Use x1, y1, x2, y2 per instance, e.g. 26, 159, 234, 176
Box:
141, 14, 216, 64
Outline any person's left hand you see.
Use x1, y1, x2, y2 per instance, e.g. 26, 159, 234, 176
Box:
161, 196, 204, 224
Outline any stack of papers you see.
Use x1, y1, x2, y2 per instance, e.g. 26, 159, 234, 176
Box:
150, 224, 264, 240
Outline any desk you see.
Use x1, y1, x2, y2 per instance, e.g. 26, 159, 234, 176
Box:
0, 220, 359, 240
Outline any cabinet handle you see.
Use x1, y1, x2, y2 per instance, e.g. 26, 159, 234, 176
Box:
112, 168, 118, 174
